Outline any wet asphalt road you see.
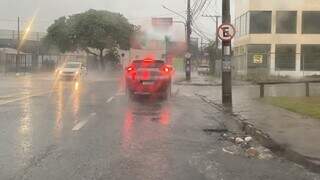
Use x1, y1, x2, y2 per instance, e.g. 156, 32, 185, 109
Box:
0, 72, 319, 180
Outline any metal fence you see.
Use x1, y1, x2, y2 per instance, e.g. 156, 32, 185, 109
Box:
0, 53, 88, 74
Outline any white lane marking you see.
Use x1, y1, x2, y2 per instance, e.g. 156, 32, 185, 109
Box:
106, 96, 114, 103
72, 113, 96, 131
72, 120, 89, 131
182, 93, 193, 97
0, 91, 53, 106
116, 91, 125, 96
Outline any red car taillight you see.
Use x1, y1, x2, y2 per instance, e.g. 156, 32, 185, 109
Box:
160, 65, 172, 74
126, 65, 136, 80
127, 66, 135, 72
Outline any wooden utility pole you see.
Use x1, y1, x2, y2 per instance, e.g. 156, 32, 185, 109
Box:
221, 0, 232, 105
186, 0, 192, 81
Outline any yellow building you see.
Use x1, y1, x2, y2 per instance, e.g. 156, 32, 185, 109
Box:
233, 0, 320, 78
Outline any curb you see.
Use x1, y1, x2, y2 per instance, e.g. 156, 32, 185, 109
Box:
237, 117, 320, 173
197, 94, 320, 173
174, 82, 220, 86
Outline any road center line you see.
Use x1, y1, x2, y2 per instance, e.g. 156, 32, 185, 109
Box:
72, 120, 89, 131
72, 113, 96, 131
106, 96, 115, 103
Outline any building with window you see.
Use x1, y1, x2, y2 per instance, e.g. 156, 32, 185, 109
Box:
233, 0, 320, 78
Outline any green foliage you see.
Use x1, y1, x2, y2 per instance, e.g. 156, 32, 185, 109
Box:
205, 41, 221, 61
45, 9, 135, 54
45, 17, 73, 53
204, 41, 221, 73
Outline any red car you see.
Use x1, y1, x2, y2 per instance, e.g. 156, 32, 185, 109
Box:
125, 58, 173, 99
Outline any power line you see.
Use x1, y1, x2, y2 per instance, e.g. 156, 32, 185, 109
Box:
191, 0, 201, 14
162, 5, 187, 20
191, 22, 212, 40
193, 0, 207, 21
192, 0, 207, 19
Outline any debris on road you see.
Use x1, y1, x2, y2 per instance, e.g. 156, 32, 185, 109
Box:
244, 136, 253, 142
217, 132, 274, 160
256, 146, 274, 160
246, 147, 259, 158
222, 145, 242, 155
235, 137, 244, 144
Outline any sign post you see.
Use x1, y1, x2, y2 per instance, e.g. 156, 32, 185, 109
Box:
219, 2, 235, 106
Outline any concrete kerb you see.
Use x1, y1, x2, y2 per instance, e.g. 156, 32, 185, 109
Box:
174, 82, 221, 86
197, 94, 320, 173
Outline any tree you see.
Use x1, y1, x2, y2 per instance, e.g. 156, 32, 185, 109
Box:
45, 9, 135, 69
205, 41, 222, 74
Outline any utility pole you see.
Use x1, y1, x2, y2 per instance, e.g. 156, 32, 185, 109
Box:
200, 37, 203, 65
214, 16, 220, 68
16, 16, 20, 73
202, 15, 221, 73
162, 4, 191, 80
164, 35, 169, 62
186, 0, 192, 81
221, 0, 232, 105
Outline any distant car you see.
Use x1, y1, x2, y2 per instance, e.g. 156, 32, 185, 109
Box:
197, 65, 210, 75
125, 58, 173, 99
56, 62, 87, 81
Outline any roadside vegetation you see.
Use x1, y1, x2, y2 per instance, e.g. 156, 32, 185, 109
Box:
263, 96, 320, 119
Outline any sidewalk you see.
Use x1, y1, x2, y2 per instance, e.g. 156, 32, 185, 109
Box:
176, 73, 320, 172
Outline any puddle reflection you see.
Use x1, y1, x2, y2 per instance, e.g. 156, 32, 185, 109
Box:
121, 100, 172, 150
18, 78, 33, 159
121, 100, 172, 177
53, 81, 82, 137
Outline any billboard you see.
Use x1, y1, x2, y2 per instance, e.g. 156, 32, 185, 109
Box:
152, 18, 173, 31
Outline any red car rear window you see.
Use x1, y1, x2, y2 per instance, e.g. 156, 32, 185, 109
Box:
132, 60, 165, 68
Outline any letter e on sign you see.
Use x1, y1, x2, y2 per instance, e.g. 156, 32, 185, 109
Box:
218, 23, 236, 42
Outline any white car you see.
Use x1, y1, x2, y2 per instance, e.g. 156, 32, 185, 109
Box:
197, 65, 210, 75
56, 62, 87, 81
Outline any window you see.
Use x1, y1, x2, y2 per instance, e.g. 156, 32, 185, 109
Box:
240, 13, 247, 36
235, 17, 240, 38
276, 11, 297, 34
275, 45, 296, 71
247, 44, 271, 68
235, 12, 249, 37
302, 11, 320, 34
249, 11, 272, 34
301, 45, 320, 71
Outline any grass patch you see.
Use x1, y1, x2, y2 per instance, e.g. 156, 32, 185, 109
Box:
262, 97, 320, 119
173, 57, 184, 71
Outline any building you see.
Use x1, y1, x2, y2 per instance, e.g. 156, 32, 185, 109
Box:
233, 0, 320, 78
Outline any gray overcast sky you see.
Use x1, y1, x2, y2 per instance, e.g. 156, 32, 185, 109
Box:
0, 0, 232, 41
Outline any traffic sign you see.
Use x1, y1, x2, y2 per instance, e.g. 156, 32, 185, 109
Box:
218, 23, 236, 42
185, 52, 192, 59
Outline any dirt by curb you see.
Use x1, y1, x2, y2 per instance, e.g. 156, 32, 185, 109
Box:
197, 94, 320, 173
239, 118, 320, 173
